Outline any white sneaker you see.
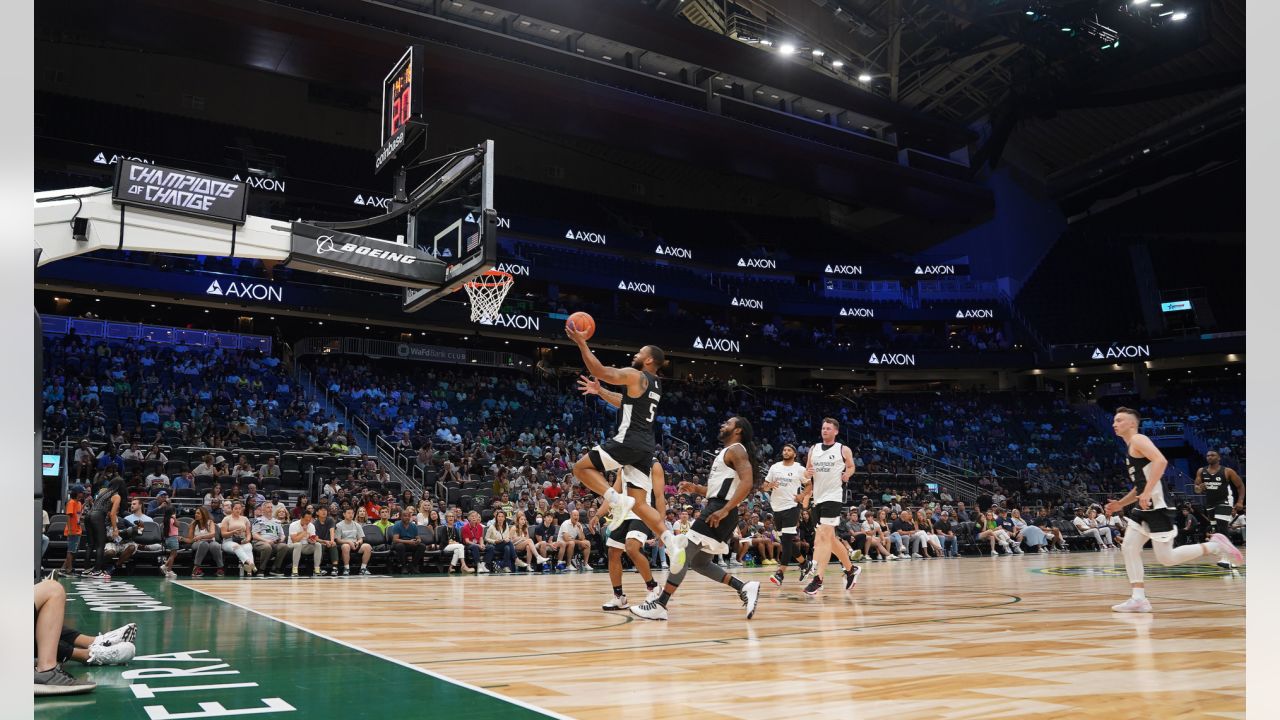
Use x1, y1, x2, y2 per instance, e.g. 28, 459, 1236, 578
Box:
645, 587, 661, 603
728, 558, 743, 568
739, 581, 760, 619
990, 551, 999, 557
1209, 533, 1244, 566
1038, 547, 1049, 554
911, 553, 923, 559
477, 564, 490, 574
889, 554, 901, 561
1111, 597, 1153, 613
87, 640, 136, 665
629, 599, 668, 621
515, 559, 529, 569
666, 534, 689, 574
601, 594, 629, 611
95, 623, 137, 647
1012, 545, 1024, 554
605, 494, 635, 532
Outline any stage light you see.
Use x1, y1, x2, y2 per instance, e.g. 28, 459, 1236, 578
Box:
1061, 26, 1072, 32
812, 49, 824, 57
1172, 11, 1187, 20
1025, 10, 1035, 15
779, 43, 796, 55
833, 60, 844, 68
1132, 0, 1148, 4
858, 73, 872, 82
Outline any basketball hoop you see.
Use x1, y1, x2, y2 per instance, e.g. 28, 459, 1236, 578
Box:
462, 269, 515, 323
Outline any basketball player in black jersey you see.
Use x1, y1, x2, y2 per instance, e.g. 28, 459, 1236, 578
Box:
591, 462, 665, 611
1105, 407, 1243, 613
630, 417, 762, 621
1193, 451, 1245, 568
566, 323, 682, 564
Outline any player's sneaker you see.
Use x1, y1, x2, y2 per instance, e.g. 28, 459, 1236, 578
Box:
1217, 561, 1236, 570
803, 575, 823, 597
1111, 597, 1153, 613
843, 564, 862, 591
629, 599, 668, 621
645, 587, 661, 603
94, 622, 137, 647
797, 561, 814, 584
605, 494, 634, 533
1209, 533, 1244, 566
601, 594, 628, 611
34, 666, 96, 696
739, 581, 760, 619
87, 640, 135, 665
769, 569, 784, 587
666, 534, 688, 574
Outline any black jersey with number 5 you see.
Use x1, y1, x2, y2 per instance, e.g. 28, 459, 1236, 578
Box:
611, 371, 660, 453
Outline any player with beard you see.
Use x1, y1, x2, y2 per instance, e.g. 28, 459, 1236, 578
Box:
1193, 450, 1245, 569
799, 418, 861, 597
763, 444, 806, 587
566, 324, 683, 566
629, 417, 762, 621
1106, 407, 1243, 612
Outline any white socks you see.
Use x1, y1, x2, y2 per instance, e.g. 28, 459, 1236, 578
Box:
1132, 587, 1146, 600
604, 488, 623, 505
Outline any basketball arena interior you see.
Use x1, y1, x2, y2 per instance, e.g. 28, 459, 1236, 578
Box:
28, 0, 1251, 717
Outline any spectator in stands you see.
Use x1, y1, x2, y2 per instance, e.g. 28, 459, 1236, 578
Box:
441, 509, 471, 573
192, 454, 217, 478
935, 510, 959, 557
373, 506, 394, 534
287, 509, 323, 577
187, 506, 224, 577
258, 456, 281, 483
73, 440, 95, 483
171, 471, 193, 492
252, 505, 290, 577
915, 509, 945, 558
312, 506, 339, 575
533, 512, 560, 569
144, 443, 168, 466
977, 511, 1012, 556
334, 506, 372, 576
1071, 507, 1108, 551
208, 497, 226, 523
462, 510, 487, 572
232, 456, 256, 480
995, 509, 1025, 554
123, 498, 152, 527
291, 495, 310, 521
244, 483, 266, 506
203, 483, 223, 507
220, 500, 257, 576
483, 509, 516, 573
558, 509, 591, 572
511, 512, 547, 570
1088, 508, 1117, 548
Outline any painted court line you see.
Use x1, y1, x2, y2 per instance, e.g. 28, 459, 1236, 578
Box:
177, 581, 574, 720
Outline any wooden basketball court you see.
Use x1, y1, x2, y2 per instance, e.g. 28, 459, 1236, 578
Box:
43, 550, 1244, 720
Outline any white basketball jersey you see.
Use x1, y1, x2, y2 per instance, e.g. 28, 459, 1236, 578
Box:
707, 443, 745, 502
809, 442, 846, 504
766, 461, 804, 511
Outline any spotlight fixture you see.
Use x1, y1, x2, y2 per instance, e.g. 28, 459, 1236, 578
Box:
858, 72, 872, 82
812, 49, 824, 57
833, 60, 844, 68
779, 42, 796, 55
1171, 11, 1187, 20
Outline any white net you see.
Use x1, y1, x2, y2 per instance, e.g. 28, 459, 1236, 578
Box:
463, 269, 515, 323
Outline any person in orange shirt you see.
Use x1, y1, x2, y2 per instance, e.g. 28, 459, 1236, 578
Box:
59, 489, 85, 577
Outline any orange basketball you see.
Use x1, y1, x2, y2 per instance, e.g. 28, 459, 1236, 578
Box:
567, 311, 596, 340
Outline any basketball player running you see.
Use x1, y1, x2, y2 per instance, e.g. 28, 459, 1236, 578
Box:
1106, 407, 1244, 613
1193, 450, 1245, 569
629, 417, 762, 621
800, 418, 861, 597
763, 444, 806, 587
566, 324, 682, 565
592, 462, 666, 610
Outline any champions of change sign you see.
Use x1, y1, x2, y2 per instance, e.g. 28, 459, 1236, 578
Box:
112, 159, 248, 224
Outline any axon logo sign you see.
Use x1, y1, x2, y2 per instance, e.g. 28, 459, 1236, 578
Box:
93, 151, 154, 166
954, 309, 994, 319
839, 307, 875, 318
566, 229, 607, 244
737, 257, 777, 270
654, 244, 692, 260
478, 313, 541, 331
353, 194, 393, 210
915, 265, 957, 275
231, 174, 286, 193
1091, 345, 1151, 360
730, 297, 764, 310
465, 211, 511, 230
316, 236, 417, 264
205, 279, 284, 303
825, 264, 864, 276
494, 262, 530, 277
868, 352, 916, 366
693, 337, 741, 353
617, 280, 655, 294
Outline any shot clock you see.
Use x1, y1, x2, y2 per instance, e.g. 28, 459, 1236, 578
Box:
376, 45, 426, 172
